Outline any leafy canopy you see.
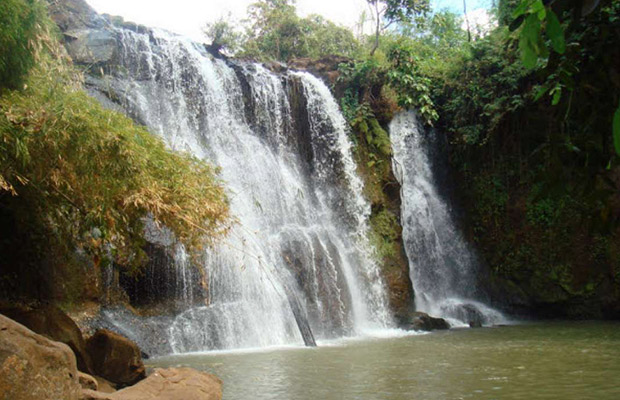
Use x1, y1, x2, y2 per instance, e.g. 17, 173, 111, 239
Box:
239, 0, 360, 61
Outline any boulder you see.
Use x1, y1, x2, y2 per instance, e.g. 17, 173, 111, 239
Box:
86, 329, 145, 387
469, 320, 483, 328
0, 305, 93, 374
111, 368, 222, 400
0, 314, 81, 400
404, 312, 450, 331
95, 376, 118, 393
448, 303, 485, 328
80, 389, 113, 400
79, 371, 99, 391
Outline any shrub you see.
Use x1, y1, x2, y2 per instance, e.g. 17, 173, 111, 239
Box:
0, 9, 230, 273
0, 0, 45, 90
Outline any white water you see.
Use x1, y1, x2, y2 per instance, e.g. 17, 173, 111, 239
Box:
390, 111, 504, 326
98, 28, 393, 352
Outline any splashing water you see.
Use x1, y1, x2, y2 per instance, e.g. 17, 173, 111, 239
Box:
94, 27, 393, 353
390, 111, 504, 327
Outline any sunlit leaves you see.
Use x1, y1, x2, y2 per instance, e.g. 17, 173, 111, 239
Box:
386, 41, 438, 125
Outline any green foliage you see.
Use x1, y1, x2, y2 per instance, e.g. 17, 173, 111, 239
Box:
386, 40, 437, 125
369, 209, 400, 259
379, 0, 431, 23
511, 0, 566, 69
203, 15, 242, 55
298, 15, 361, 59
0, 17, 230, 273
439, 28, 528, 145
437, 0, 620, 315
239, 0, 359, 61
0, 0, 46, 90
366, 0, 431, 54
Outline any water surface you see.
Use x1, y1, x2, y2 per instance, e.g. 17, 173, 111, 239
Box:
153, 322, 620, 399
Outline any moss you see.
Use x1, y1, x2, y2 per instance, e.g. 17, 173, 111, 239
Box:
369, 209, 400, 260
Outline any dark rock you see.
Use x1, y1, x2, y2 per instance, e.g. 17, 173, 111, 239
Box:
86, 329, 145, 387
0, 314, 81, 400
448, 303, 485, 328
288, 55, 351, 86
262, 60, 288, 74
0, 305, 94, 374
403, 312, 450, 331
117, 238, 207, 312
469, 320, 483, 328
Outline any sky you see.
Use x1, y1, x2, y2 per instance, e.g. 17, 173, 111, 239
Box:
85, 0, 493, 42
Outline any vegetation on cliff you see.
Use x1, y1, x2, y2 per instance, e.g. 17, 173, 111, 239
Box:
436, 0, 620, 317
0, 0, 230, 301
216, 0, 620, 317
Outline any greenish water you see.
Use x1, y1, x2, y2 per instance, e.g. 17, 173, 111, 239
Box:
152, 322, 620, 399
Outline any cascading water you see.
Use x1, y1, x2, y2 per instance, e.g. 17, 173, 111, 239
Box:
92, 26, 393, 353
390, 111, 504, 326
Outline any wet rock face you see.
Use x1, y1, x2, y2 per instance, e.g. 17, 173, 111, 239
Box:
63, 29, 118, 65
288, 56, 351, 86
0, 305, 94, 374
0, 314, 81, 400
86, 329, 146, 387
118, 243, 206, 311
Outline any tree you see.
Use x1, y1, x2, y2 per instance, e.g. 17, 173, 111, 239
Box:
240, 0, 361, 61
203, 15, 242, 56
300, 14, 361, 59
242, 0, 302, 61
366, 0, 430, 55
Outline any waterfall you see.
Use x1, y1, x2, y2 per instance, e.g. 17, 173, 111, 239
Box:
390, 111, 504, 327
92, 27, 393, 353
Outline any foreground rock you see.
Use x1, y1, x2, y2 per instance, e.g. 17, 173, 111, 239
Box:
81, 368, 222, 400
86, 329, 146, 387
402, 312, 450, 331
0, 314, 81, 400
79, 371, 99, 391
0, 304, 93, 373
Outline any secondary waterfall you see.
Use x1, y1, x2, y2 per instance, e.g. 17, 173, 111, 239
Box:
390, 111, 504, 326
91, 27, 393, 353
